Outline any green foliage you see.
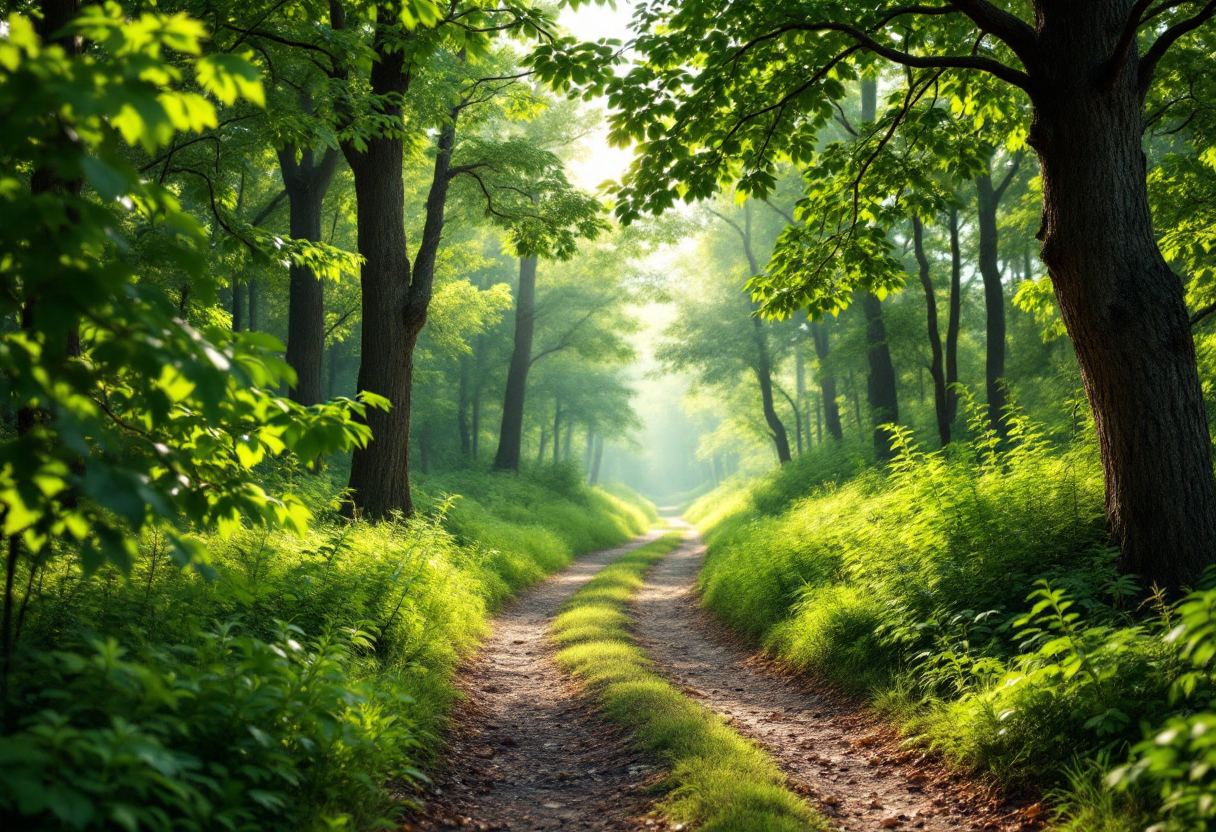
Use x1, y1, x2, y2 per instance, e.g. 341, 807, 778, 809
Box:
0, 623, 418, 832
692, 403, 1216, 828
552, 533, 825, 832
0, 7, 378, 572
1, 468, 653, 830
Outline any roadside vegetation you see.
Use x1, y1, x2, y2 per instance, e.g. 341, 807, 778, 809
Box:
2, 463, 651, 830
552, 532, 824, 832
691, 406, 1216, 831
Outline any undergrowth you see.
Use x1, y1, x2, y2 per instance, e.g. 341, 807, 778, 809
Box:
689, 397, 1216, 831
552, 532, 825, 832
1, 466, 652, 831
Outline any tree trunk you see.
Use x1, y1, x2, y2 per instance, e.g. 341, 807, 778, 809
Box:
552, 398, 562, 463
248, 278, 259, 332
279, 146, 341, 406
589, 434, 604, 485
472, 383, 482, 462
863, 291, 900, 459
232, 279, 245, 332
795, 348, 807, 454
755, 318, 793, 464
494, 256, 539, 471
946, 206, 962, 424
913, 216, 950, 446
342, 33, 459, 517
537, 419, 548, 466
812, 321, 843, 440
859, 76, 899, 459
458, 354, 472, 461
563, 419, 574, 462
976, 170, 1009, 437
1026, 0, 1216, 591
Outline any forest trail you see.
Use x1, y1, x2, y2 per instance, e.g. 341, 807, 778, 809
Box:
404, 533, 663, 832
633, 524, 1043, 832
409, 525, 1044, 832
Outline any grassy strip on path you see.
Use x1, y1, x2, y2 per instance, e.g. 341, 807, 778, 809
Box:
551, 531, 826, 832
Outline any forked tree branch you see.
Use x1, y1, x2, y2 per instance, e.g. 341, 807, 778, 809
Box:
1139, 0, 1216, 94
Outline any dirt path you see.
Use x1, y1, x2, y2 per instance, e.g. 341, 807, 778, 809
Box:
404, 534, 662, 832
631, 526, 1042, 832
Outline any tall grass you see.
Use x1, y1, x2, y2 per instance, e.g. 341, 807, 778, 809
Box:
690, 401, 1216, 830
2, 467, 652, 831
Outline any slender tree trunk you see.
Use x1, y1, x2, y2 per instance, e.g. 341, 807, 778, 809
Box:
494, 256, 539, 471
976, 171, 1009, 437
863, 292, 900, 459
232, 279, 245, 331
279, 146, 341, 406
859, 76, 899, 459
472, 385, 482, 462
563, 420, 574, 462
849, 367, 863, 441
583, 427, 594, 475
552, 398, 562, 463
342, 31, 458, 517
537, 419, 548, 466
795, 348, 807, 454
589, 435, 604, 485
913, 216, 950, 446
812, 321, 843, 440
458, 355, 472, 461
946, 206, 962, 425
1029, 0, 1216, 591
754, 319, 793, 464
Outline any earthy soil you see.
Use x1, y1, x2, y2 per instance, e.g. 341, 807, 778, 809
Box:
404, 525, 1046, 832
630, 525, 1046, 832
401, 533, 663, 832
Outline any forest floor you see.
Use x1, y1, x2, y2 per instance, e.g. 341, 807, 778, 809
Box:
403, 525, 1046, 832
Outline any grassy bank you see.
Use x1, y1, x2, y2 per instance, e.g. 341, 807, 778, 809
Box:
1, 465, 652, 831
552, 532, 824, 832
689, 414, 1216, 831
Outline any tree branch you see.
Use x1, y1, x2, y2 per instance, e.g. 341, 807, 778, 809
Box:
993, 151, 1024, 200
1139, 0, 1216, 94
949, 0, 1038, 64
1108, 0, 1159, 86
1191, 299, 1216, 327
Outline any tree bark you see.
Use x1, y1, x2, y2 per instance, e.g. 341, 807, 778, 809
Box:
795, 348, 807, 453
946, 205, 962, 425
589, 434, 604, 485
1028, 0, 1216, 591
811, 321, 844, 440
494, 256, 539, 471
552, 397, 562, 463
279, 146, 341, 406
232, 279, 245, 332
458, 354, 472, 461
859, 76, 899, 459
913, 216, 950, 446
755, 318, 793, 464
342, 28, 458, 517
863, 291, 900, 459
976, 169, 1010, 437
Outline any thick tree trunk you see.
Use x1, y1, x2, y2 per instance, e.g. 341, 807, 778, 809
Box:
342, 33, 458, 517
976, 171, 1009, 437
1030, 0, 1216, 591
863, 292, 900, 460
913, 216, 950, 447
811, 321, 843, 440
279, 146, 341, 406
946, 206, 962, 425
494, 256, 539, 471
248, 279, 259, 332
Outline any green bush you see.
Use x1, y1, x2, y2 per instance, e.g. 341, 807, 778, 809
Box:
691, 403, 1216, 827
2, 470, 652, 830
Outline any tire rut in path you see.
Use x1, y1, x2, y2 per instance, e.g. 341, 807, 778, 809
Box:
631, 527, 1043, 832
405, 533, 662, 832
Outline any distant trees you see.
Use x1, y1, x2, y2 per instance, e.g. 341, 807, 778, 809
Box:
538, 0, 1216, 592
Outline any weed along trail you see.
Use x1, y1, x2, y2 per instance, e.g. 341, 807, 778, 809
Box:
405, 532, 664, 832
631, 525, 1040, 832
